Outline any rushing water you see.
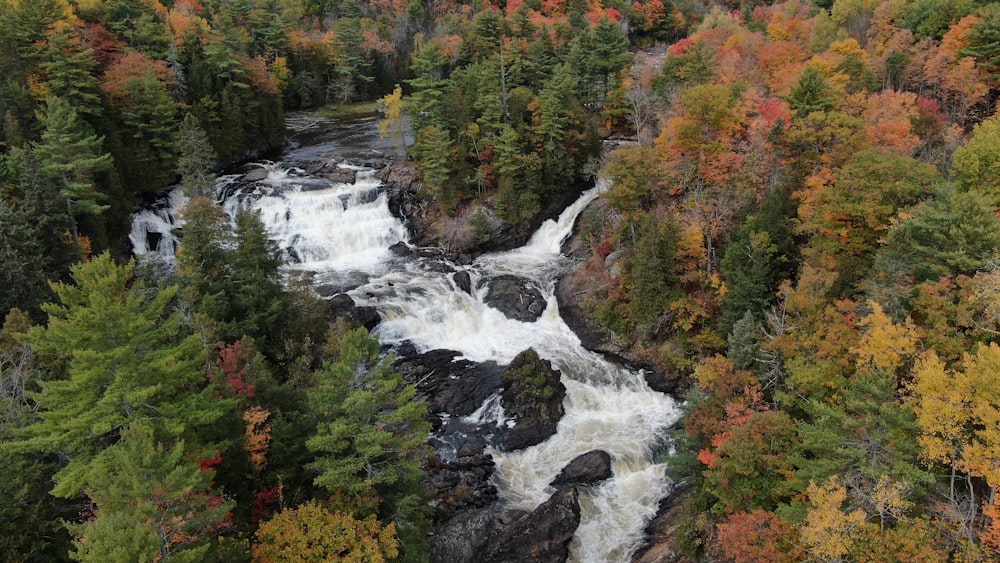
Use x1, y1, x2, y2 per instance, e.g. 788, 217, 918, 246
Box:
131, 125, 681, 562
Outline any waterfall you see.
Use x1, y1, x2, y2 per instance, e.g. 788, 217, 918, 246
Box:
131, 149, 679, 563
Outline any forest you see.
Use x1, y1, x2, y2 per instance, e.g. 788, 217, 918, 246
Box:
2, 0, 1000, 559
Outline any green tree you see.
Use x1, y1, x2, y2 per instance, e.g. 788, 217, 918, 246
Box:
38, 25, 102, 117
951, 116, 1000, 205
411, 124, 455, 212
32, 96, 112, 244
0, 150, 79, 321
961, 3, 1000, 82
69, 423, 233, 562
874, 187, 1000, 284
625, 211, 683, 332
17, 253, 228, 500
720, 187, 798, 336
306, 328, 430, 558
406, 39, 449, 131
787, 66, 836, 118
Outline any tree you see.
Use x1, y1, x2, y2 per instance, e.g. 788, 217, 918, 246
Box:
952, 116, 1000, 205
176, 113, 217, 198
0, 150, 79, 321
800, 476, 867, 562
306, 328, 430, 556
17, 253, 228, 500
411, 124, 454, 212
715, 509, 799, 563
69, 422, 233, 562
253, 502, 398, 562
32, 96, 112, 244
787, 66, 835, 118
720, 187, 797, 336
377, 84, 406, 154
874, 188, 1000, 284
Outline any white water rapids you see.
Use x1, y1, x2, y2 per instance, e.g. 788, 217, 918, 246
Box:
132, 159, 681, 562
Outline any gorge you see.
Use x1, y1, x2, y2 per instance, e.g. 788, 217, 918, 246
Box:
131, 114, 682, 562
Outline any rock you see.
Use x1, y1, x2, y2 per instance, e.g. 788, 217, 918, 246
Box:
326, 293, 380, 331
426, 454, 498, 523
631, 484, 693, 563
480, 488, 582, 563
395, 349, 504, 417
453, 271, 472, 295
500, 349, 566, 451
482, 275, 547, 322
429, 508, 502, 563
241, 167, 268, 182
389, 241, 415, 257
550, 450, 613, 489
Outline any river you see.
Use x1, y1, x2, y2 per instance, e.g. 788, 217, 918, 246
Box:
130, 114, 681, 562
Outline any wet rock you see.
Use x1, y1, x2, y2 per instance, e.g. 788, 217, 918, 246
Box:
453, 271, 472, 295
395, 349, 503, 417
632, 484, 691, 563
500, 349, 566, 451
480, 488, 582, 563
482, 275, 547, 322
550, 450, 613, 489
389, 241, 414, 257
241, 167, 268, 182
430, 508, 502, 563
300, 160, 358, 184
426, 454, 498, 522
326, 293, 379, 331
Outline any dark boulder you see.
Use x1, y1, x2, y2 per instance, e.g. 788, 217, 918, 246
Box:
550, 450, 613, 489
483, 275, 547, 322
395, 349, 503, 417
326, 293, 379, 330
429, 508, 502, 563
453, 271, 472, 295
500, 349, 566, 451
426, 454, 498, 523
480, 488, 582, 563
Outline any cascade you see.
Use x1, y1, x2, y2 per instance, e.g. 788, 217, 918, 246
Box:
131, 132, 680, 563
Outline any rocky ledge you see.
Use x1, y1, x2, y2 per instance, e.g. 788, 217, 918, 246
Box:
482, 275, 547, 322
429, 487, 582, 563
550, 450, 613, 489
500, 348, 566, 451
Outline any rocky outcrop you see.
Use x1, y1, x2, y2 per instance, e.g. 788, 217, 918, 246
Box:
299, 159, 358, 183
453, 271, 472, 295
429, 488, 582, 563
500, 349, 566, 451
429, 508, 502, 563
326, 293, 379, 331
550, 450, 613, 489
394, 348, 503, 417
632, 484, 694, 563
426, 454, 498, 522
480, 488, 582, 563
555, 200, 687, 396
482, 275, 547, 322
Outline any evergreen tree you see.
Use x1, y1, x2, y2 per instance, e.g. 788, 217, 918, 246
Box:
38, 25, 102, 118
720, 187, 797, 336
16, 253, 229, 500
176, 113, 217, 198
787, 66, 835, 118
32, 96, 112, 244
306, 328, 430, 559
69, 423, 233, 562
0, 150, 79, 321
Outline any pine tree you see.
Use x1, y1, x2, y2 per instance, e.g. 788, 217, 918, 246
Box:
787, 66, 835, 118
306, 328, 430, 557
69, 423, 233, 562
32, 96, 112, 244
17, 253, 229, 499
176, 113, 217, 198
